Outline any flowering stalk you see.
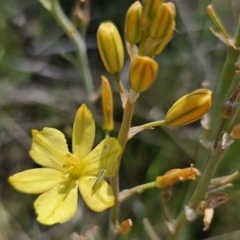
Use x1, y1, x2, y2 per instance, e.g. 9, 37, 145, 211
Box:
209, 7, 240, 138
171, 98, 240, 239
168, 13, 240, 238
110, 98, 135, 226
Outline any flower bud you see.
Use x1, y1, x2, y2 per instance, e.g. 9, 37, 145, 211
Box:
101, 76, 114, 131
125, 1, 143, 44
165, 89, 212, 127
149, 3, 176, 40
155, 164, 200, 188
149, 20, 175, 56
143, 0, 164, 19
129, 56, 158, 93
97, 22, 124, 74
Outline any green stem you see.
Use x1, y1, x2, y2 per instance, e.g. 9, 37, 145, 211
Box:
162, 201, 171, 222
210, 20, 240, 138
119, 181, 156, 202
140, 120, 166, 129
143, 218, 160, 240
110, 98, 135, 225
50, 0, 95, 102
114, 73, 125, 94
233, 17, 240, 46
212, 119, 227, 149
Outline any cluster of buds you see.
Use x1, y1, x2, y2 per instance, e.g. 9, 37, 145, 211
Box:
97, 0, 177, 97
125, 0, 176, 57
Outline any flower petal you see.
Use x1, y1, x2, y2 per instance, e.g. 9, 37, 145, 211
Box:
30, 128, 69, 170
79, 176, 114, 212
81, 138, 121, 177
72, 104, 95, 159
8, 168, 64, 194
34, 180, 78, 225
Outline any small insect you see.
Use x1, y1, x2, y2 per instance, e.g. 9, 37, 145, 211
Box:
91, 144, 109, 191
92, 168, 107, 191
90, 140, 117, 192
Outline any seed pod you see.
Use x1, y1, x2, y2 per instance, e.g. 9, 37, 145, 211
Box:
97, 22, 124, 74
165, 89, 212, 127
221, 100, 237, 119
125, 1, 143, 44
129, 56, 158, 93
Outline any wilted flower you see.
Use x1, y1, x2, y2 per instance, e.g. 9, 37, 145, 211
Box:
129, 56, 158, 93
9, 105, 121, 225
231, 124, 240, 139
97, 22, 124, 74
155, 164, 200, 188
119, 218, 133, 234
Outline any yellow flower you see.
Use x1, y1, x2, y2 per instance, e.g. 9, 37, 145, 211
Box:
155, 164, 200, 188
8, 104, 121, 225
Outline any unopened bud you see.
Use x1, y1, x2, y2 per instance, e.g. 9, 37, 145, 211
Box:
149, 20, 175, 56
97, 22, 124, 74
165, 89, 212, 127
129, 56, 158, 93
101, 76, 114, 131
143, 0, 164, 19
149, 3, 176, 40
125, 1, 143, 44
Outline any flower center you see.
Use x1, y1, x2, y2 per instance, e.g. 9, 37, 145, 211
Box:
62, 153, 81, 180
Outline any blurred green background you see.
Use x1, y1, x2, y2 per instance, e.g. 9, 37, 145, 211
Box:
1, 0, 240, 239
